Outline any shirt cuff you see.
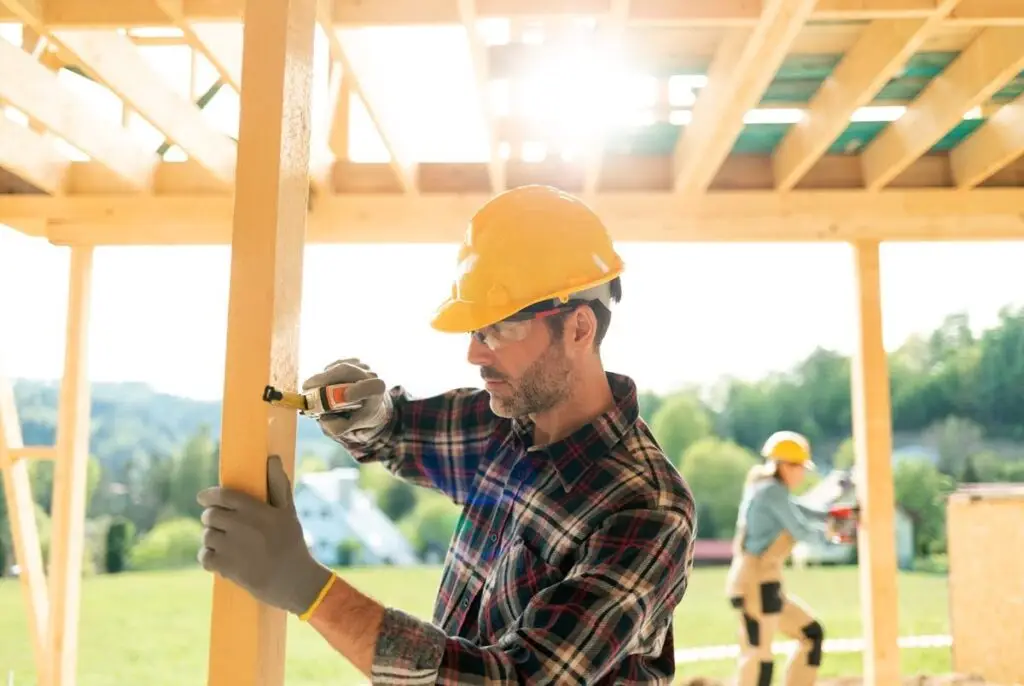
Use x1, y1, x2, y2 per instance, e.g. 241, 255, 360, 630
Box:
371, 607, 447, 684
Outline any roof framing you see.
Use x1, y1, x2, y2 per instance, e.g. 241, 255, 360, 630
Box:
2, 0, 1024, 246
5, 0, 1024, 27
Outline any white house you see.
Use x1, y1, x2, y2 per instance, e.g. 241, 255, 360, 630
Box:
294, 468, 419, 567
790, 468, 916, 570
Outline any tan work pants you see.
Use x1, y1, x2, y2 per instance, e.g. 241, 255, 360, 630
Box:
726, 532, 824, 685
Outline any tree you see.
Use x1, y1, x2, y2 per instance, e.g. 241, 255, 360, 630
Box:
128, 517, 204, 571
923, 416, 984, 477
833, 437, 855, 470
959, 455, 980, 484
104, 517, 135, 573
168, 425, 218, 520
377, 481, 418, 522
677, 437, 758, 538
892, 457, 955, 556
649, 392, 712, 467
28, 456, 103, 516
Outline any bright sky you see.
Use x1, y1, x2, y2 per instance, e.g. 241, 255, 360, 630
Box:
3, 228, 1022, 402
1, 23, 1022, 402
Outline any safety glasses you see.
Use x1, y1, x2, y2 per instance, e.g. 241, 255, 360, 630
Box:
471, 303, 577, 350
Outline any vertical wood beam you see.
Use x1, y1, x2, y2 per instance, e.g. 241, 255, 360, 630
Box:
205, 0, 316, 683
849, 240, 901, 686
47, 245, 94, 686
0, 356, 50, 685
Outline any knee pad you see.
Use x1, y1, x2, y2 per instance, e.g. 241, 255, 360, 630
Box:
759, 581, 783, 614
801, 620, 824, 666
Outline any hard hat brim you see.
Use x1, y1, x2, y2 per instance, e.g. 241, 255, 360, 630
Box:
430, 298, 521, 334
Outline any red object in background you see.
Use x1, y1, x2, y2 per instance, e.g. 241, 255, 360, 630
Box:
828, 505, 857, 519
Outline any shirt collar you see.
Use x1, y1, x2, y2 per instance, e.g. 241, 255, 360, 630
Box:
511, 372, 640, 492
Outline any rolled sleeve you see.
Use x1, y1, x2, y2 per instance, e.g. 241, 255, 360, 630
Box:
372, 507, 693, 685
371, 607, 448, 684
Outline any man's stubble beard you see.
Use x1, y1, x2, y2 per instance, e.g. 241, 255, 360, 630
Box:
488, 343, 574, 419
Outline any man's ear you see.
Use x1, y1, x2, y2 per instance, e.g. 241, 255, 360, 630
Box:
571, 305, 599, 349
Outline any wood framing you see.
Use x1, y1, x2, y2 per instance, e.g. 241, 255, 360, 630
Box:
861, 26, 1024, 190
46, 245, 94, 686
0, 356, 50, 685
0, 38, 157, 191
772, 10, 958, 190
7, 0, 1024, 27
205, 0, 316, 683
672, 0, 819, 194
951, 92, 1024, 187
51, 28, 239, 186
3, 2, 1024, 685
850, 240, 901, 686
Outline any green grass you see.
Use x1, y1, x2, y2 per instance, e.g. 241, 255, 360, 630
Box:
0, 565, 951, 685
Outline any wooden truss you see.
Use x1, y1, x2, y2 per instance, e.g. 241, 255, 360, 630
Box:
1, 0, 1021, 685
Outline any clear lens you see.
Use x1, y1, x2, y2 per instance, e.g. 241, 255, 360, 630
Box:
473, 319, 534, 350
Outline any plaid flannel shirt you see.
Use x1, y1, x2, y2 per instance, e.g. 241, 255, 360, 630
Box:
336, 372, 696, 684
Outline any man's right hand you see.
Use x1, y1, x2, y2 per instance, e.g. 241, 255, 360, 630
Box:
301, 358, 390, 440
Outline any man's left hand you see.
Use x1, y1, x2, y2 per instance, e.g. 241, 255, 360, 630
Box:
197, 455, 334, 616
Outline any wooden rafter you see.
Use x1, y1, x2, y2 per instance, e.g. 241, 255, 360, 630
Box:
0, 115, 70, 194
951, 93, 1024, 187
459, 0, 505, 194
0, 38, 157, 190
317, 2, 418, 194
581, 0, 630, 199
861, 26, 1024, 190
672, 0, 818, 194
772, 4, 961, 190
10, 0, 1024, 27
0, 354, 50, 685
51, 29, 238, 187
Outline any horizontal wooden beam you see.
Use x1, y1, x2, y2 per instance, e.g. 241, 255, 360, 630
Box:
4, 188, 1024, 245
9, 446, 58, 460
6, 0, 1024, 27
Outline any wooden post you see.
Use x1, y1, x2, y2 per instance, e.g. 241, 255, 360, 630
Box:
47, 245, 94, 686
205, 0, 317, 684
0, 360, 50, 685
849, 240, 901, 686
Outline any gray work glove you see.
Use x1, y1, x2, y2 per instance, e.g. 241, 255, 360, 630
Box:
301, 358, 390, 439
197, 455, 334, 617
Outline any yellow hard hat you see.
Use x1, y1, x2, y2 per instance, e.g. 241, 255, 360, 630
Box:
430, 185, 625, 333
761, 430, 814, 468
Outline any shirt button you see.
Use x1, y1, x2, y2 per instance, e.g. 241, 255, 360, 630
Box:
460, 598, 469, 609
489, 533, 498, 543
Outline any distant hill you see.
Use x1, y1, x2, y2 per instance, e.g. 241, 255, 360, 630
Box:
12, 378, 344, 473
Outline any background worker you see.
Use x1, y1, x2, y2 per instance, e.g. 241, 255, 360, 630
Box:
725, 430, 834, 686
197, 185, 697, 684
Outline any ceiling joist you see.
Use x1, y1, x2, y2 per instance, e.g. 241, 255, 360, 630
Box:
951, 92, 1024, 187
52, 28, 239, 187
6, 0, 1024, 28
772, 6, 961, 191
861, 25, 1024, 190
672, 0, 818, 194
317, 3, 418, 194
0, 38, 157, 190
0, 115, 70, 194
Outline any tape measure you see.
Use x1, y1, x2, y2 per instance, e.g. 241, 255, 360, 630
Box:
262, 383, 363, 418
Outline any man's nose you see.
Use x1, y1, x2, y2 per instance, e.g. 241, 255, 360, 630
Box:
467, 334, 493, 366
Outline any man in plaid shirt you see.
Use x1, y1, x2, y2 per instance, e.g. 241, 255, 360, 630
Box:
197, 186, 696, 684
